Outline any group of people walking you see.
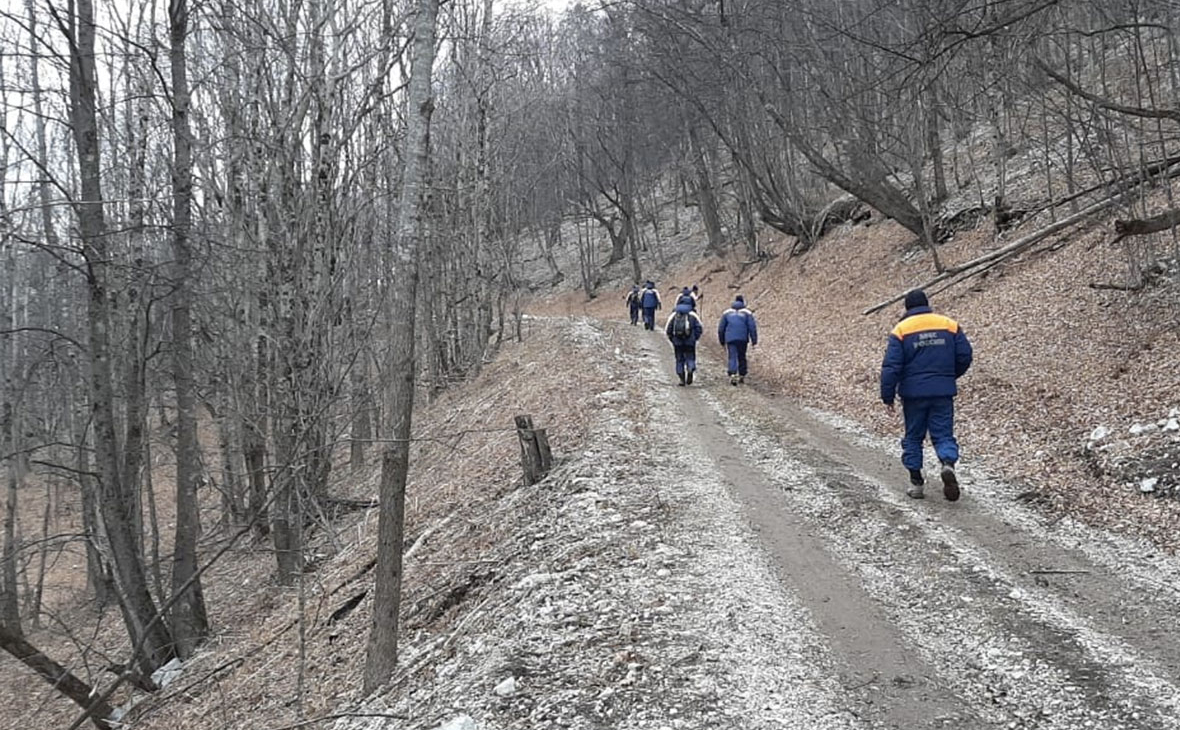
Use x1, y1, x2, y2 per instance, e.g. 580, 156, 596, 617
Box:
626, 282, 759, 386
626, 282, 973, 502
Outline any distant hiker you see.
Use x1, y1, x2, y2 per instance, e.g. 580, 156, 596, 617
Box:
675, 286, 696, 310
718, 295, 758, 385
880, 289, 973, 501
691, 284, 702, 308
625, 284, 642, 326
640, 280, 662, 330
665, 299, 704, 386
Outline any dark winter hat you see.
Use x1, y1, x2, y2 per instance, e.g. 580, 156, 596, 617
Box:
735, 294, 745, 303
904, 289, 929, 310
692, 284, 699, 292
682, 286, 691, 294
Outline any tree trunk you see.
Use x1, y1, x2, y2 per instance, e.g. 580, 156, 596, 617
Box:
363, 0, 440, 693
245, 331, 270, 540
688, 123, 725, 256
72, 407, 108, 605
926, 88, 948, 205
214, 402, 245, 524
66, 0, 175, 674
1, 400, 20, 633
350, 368, 371, 471
168, 0, 209, 658
0, 622, 116, 729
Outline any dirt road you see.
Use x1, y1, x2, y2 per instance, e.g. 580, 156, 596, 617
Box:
619, 318, 1180, 729
341, 316, 1180, 730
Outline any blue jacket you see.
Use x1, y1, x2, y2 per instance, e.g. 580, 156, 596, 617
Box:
640, 286, 661, 310
880, 306, 973, 404
676, 290, 696, 310
665, 303, 704, 346
718, 302, 758, 345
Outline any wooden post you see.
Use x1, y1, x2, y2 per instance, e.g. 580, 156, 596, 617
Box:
515, 414, 552, 485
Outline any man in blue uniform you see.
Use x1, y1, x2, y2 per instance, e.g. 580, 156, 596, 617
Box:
639, 281, 662, 330
880, 290, 973, 501
718, 295, 758, 386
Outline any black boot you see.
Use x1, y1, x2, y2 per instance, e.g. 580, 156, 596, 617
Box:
940, 461, 960, 502
678, 372, 686, 386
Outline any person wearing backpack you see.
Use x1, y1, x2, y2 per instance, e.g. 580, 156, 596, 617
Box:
639, 281, 662, 330
625, 284, 642, 326
717, 295, 758, 385
665, 300, 704, 386
675, 286, 696, 310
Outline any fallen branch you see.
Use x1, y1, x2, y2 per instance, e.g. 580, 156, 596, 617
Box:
1089, 281, 1145, 292
862, 166, 1180, 315
1029, 569, 1090, 575
1034, 152, 1180, 217
1114, 207, 1180, 237
267, 711, 409, 730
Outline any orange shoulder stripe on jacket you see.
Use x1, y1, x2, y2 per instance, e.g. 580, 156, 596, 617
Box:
891, 313, 959, 339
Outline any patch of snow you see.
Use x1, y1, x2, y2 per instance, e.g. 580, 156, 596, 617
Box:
493, 676, 517, 697
438, 715, 478, 730
151, 657, 184, 689
1140, 478, 1159, 493
513, 572, 560, 591
1088, 425, 1111, 443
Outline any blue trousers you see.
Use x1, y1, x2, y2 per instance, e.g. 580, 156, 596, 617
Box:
629, 305, 640, 325
673, 344, 697, 375
642, 307, 657, 329
901, 397, 959, 471
725, 342, 748, 375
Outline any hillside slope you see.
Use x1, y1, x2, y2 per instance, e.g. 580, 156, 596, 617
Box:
543, 216, 1180, 551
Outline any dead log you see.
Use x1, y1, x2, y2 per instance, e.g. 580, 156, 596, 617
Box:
862, 166, 1180, 315
1114, 208, 1180, 237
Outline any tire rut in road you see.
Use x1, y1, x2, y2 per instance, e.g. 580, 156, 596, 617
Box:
633, 328, 977, 729
626, 322, 1180, 729
693, 378, 1180, 730
744, 389, 1180, 711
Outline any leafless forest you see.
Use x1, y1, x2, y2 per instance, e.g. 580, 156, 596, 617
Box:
1, 0, 1179, 726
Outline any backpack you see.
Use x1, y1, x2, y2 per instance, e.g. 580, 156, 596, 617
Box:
672, 312, 692, 339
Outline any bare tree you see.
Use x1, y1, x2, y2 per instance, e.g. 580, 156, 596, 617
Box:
364, 0, 442, 693
167, 0, 209, 655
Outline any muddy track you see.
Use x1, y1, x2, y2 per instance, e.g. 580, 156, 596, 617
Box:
626, 321, 1180, 730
